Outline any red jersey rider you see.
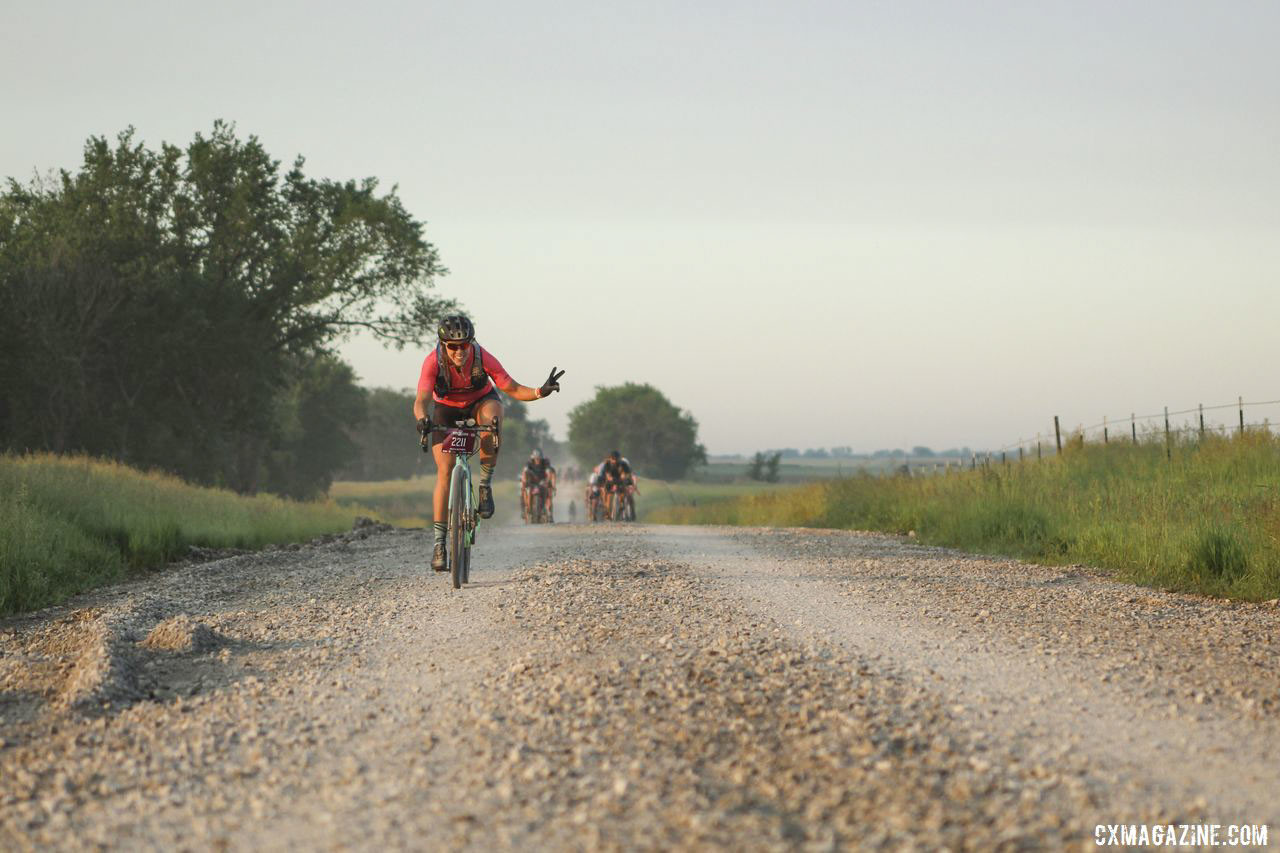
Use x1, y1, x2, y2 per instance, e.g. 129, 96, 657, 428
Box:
521, 448, 557, 521
413, 314, 564, 571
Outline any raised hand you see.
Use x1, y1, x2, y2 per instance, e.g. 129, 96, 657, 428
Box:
539, 367, 565, 397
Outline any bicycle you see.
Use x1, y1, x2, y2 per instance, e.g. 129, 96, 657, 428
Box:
525, 481, 549, 523
619, 483, 637, 521
422, 418, 497, 589
587, 485, 604, 522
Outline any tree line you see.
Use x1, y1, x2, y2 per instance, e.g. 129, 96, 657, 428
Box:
0, 124, 455, 498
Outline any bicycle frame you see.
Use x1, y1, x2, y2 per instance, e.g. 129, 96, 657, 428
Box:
425, 419, 496, 588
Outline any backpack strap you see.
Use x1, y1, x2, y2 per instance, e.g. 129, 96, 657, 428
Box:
470, 343, 489, 390
434, 342, 491, 398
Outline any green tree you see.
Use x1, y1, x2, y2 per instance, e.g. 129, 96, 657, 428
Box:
339, 388, 426, 482
263, 356, 367, 499
567, 383, 705, 480
747, 452, 766, 481
764, 451, 782, 483
0, 123, 453, 493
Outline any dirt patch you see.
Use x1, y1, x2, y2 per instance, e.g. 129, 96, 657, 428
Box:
138, 615, 225, 653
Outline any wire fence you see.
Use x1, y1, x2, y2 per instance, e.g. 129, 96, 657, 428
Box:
921, 396, 1280, 473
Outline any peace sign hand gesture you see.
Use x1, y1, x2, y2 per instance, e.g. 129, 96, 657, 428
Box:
538, 367, 565, 398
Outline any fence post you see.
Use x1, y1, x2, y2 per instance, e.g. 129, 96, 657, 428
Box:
1002, 451, 1007, 466
1131, 413, 1137, 443
1037, 440, 1042, 460
1199, 404, 1205, 440
1019, 446, 1024, 462
1240, 396, 1245, 435
970, 453, 976, 470
1164, 406, 1171, 461
1103, 415, 1109, 444
1054, 415, 1062, 455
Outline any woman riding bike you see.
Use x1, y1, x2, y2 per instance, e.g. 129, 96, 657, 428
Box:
521, 448, 557, 522
413, 314, 564, 571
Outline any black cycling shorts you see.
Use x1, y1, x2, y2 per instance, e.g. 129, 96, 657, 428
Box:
429, 389, 501, 445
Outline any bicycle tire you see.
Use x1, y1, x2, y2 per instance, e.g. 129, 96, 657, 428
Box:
448, 469, 467, 589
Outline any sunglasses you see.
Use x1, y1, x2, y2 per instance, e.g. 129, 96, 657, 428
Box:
444, 341, 471, 352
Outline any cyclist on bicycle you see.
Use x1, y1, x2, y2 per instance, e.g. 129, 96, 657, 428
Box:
586, 465, 604, 521
521, 448, 556, 522
414, 314, 564, 571
599, 450, 633, 517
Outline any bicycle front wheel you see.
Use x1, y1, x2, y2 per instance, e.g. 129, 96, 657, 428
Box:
448, 469, 467, 589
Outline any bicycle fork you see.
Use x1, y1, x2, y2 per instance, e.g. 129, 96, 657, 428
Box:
449, 460, 475, 548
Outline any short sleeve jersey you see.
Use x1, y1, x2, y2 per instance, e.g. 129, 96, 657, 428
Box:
417, 344, 515, 408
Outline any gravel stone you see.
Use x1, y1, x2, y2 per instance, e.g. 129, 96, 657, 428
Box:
1, 522, 1277, 850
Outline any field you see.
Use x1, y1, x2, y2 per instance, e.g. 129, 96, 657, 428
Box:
650, 432, 1280, 601
1, 454, 364, 616
693, 455, 956, 484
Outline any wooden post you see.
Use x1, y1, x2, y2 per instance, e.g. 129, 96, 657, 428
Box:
1037, 440, 1042, 460
1103, 415, 1109, 445
970, 453, 976, 470
1054, 416, 1062, 455
1199, 404, 1205, 440
1002, 451, 1007, 466
1240, 396, 1245, 435
1131, 413, 1137, 443
1019, 446, 1024, 462
1164, 406, 1171, 461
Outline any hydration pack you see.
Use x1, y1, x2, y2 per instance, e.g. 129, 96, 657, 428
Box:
434, 342, 490, 398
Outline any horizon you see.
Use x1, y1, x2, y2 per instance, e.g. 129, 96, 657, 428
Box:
4, 1, 1278, 455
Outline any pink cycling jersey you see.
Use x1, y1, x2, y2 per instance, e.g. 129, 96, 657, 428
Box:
417, 345, 515, 408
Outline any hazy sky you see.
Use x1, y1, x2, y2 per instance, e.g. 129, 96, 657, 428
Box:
4, 1, 1279, 454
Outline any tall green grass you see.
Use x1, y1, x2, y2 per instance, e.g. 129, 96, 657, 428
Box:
649, 432, 1280, 600
1, 454, 363, 615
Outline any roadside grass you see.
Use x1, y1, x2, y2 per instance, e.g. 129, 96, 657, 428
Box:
1, 453, 365, 616
633, 480, 797, 522
648, 432, 1280, 601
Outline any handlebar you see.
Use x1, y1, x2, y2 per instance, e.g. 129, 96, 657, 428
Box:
418, 418, 499, 451
428, 422, 498, 433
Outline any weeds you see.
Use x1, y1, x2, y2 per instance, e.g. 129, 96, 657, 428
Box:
648, 431, 1280, 600
1, 453, 365, 615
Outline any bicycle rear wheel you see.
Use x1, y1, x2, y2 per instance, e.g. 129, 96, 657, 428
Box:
448, 469, 467, 589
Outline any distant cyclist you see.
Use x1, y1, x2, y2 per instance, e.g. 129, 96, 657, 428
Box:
521, 448, 557, 522
586, 464, 604, 521
599, 450, 634, 518
414, 314, 564, 571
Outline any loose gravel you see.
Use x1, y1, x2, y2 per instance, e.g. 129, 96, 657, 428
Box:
2, 521, 1277, 850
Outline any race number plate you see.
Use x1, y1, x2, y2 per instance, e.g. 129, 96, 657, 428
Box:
443, 430, 478, 455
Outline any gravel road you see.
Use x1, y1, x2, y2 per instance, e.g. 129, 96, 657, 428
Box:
2, 520, 1277, 850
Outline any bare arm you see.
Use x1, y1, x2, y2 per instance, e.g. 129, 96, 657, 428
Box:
413, 389, 432, 422
496, 366, 564, 402
495, 378, 542, 402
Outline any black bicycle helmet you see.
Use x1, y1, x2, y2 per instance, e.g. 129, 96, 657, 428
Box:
437, 314, 474, 343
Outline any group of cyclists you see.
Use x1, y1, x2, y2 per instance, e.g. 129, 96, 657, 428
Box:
414, 312, 638, 572
586, 450, 638, 521
519, 448, 639, 524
